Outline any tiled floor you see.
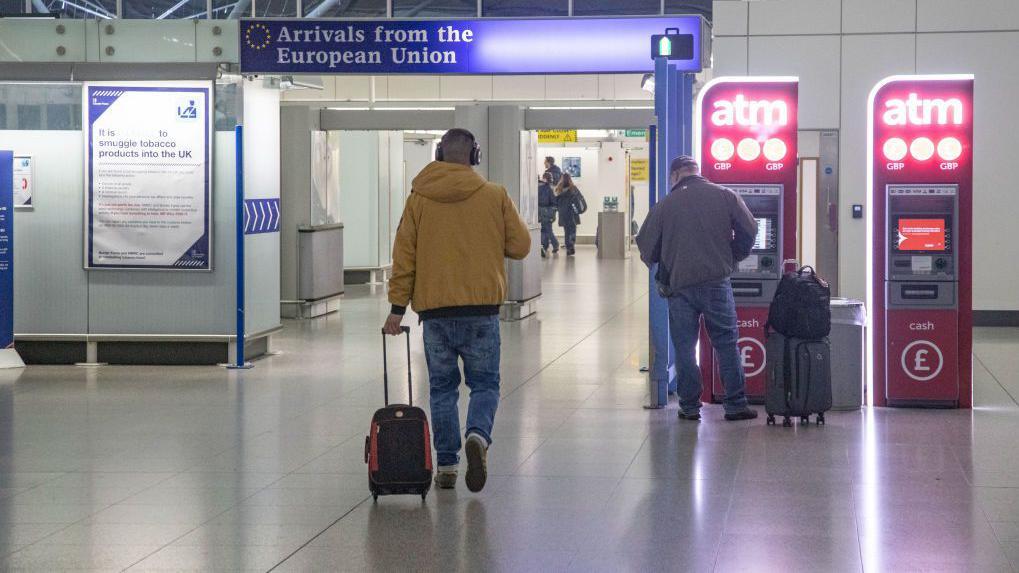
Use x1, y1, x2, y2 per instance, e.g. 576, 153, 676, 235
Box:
1, 247, 1018, 572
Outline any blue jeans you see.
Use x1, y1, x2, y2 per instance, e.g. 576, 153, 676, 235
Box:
561, 220, 577, 251
423, 315, 501, 467
666, 278, 749, 415
541, 221, 559, 251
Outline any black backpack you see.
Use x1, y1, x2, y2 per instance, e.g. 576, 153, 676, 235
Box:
571, 190, 588, 215
766, 266, 831, 340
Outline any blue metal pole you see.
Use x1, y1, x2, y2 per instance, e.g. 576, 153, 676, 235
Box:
229, 124, 250, 369
646, 56, 671, 409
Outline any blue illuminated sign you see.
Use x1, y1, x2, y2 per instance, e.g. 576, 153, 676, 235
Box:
239, 17, 704, 75
0, 151, 12, 349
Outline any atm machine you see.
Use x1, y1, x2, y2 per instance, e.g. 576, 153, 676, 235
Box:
869, 75, 974, 407
694, 77, 799, 403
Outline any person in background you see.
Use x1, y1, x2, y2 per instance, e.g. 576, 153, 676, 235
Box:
544, 156, 563, 186
538, 172, 559, 258
384, 128, 531, 492
555, 172, 582, 256
636, 155, 760, 422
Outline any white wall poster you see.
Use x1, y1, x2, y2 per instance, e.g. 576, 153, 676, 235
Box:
84, 82, 212, 270
13, 156, 32, 208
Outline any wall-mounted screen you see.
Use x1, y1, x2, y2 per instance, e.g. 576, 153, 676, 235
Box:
753, 216, 776, 251
894, 217, 950, 252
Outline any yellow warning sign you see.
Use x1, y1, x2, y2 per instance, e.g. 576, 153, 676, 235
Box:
630, 159, 649, 182
537, 130, 578, 144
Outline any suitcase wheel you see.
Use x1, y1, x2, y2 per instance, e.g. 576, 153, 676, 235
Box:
766, 415, 776, 426
782, 417, 792, 428
421, 492, 427, 501
800, 416, 810, 426
372, 494, 378, 502
817, 413, 826, 426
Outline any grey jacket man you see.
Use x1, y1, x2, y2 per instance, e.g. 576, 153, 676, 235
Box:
636, 174, 758, 294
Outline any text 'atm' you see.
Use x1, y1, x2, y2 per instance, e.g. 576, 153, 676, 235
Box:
868, 75, 974, 408
694, 77, 799, 403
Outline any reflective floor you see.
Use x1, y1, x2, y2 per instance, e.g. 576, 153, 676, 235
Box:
1, 247, 1018, 571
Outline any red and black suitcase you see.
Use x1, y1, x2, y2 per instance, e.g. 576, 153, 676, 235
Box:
365, 326, 433, 501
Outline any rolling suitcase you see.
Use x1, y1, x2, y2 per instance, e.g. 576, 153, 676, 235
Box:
765, 332, 833, 427
365, 326, 432, 501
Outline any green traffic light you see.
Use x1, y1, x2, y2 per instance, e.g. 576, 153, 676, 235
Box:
659, 36, 672, 57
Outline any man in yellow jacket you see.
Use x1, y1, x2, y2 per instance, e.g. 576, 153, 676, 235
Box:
383, 128, 531, 492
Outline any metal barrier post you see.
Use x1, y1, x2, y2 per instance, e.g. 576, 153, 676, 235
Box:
228, 124, 253, 370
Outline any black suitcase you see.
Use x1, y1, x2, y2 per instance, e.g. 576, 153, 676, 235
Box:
364, 327, 432, 501
765, 332, 833, 427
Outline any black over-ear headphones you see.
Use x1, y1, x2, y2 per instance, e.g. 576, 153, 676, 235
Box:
435, 131, 482, 166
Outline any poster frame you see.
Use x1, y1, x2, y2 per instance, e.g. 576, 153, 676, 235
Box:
83, 80, 214, 272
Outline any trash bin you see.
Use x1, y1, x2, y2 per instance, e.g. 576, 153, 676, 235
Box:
830, 298, 866, 410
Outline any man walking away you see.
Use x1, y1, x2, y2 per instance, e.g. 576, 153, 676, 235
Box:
538, 172, 559, 257
544, 156, 563, 186
636, 155, 759, 422
383, 128, 531, 492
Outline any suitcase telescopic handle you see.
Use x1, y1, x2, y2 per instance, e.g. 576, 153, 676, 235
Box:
381, 326, 412, 407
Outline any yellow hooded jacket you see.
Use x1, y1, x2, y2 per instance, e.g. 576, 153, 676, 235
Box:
388, 161, 531, 319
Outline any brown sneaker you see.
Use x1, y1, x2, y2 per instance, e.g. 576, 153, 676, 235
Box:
464, 434, 488, 493
434, 467, 457, 489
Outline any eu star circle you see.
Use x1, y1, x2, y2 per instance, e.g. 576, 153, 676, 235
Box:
245, 23, 272, 51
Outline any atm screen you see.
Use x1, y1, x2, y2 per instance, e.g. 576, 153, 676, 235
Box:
753, 217, 776, 251
895, 217, 949, 252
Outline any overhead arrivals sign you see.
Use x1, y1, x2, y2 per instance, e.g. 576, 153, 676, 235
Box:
239, 17, 705, 75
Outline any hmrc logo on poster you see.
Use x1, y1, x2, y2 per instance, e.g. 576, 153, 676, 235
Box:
177, 99, 199, 120
239, 17, 705, 75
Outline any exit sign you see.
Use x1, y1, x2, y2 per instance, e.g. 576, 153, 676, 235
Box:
625, 129, 647, 138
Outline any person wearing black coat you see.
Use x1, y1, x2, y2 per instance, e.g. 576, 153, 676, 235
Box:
538, 173, 560, 257
555, 172, 582, 256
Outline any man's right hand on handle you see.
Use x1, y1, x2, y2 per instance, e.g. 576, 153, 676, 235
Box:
382, 313, 404, 336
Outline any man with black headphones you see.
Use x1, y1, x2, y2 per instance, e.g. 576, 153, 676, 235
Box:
384, 128, 531, 493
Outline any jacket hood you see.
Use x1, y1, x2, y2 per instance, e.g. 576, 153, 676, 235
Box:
412, 161, 488, 203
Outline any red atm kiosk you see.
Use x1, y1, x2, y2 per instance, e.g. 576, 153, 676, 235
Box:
694, 77, 799, 403
868, 75, 974, 408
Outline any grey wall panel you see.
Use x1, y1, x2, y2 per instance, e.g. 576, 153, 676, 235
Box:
4, 131, 89, 335
918, 32, 1019, 310
87, 132, 237, 335
712, 0, 748, 37
279, 107, 316, 302
749, 0, 841, 36
454, 105, 489, 179
748, 35, 841, 129
918, 0, 1019, 32
245, 233, 281, 334
843, 0, 916, 34
241, 82, 283, 335
339, 131, 381, 269
838, 34, 915, 302
710, 36, 749, 77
